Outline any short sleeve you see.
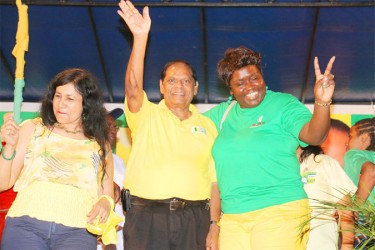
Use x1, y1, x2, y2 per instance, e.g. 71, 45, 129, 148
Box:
344, 149, 368, 186
280, 94, 312, 147
203, 102, 229, 131
124, 91, 150, 134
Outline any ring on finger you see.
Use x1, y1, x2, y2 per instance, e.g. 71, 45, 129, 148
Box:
331, 74, 334, 80
322, 81, 328, 88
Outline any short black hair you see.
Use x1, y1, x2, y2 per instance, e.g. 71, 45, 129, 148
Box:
160, 59, 198, 84
217, 46, 263, 86
331, 119, 350, 133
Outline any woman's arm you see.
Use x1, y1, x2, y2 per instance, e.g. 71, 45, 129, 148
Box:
299, 56, 335, 145
0, 114, 34, 191
87, 145, 115, 224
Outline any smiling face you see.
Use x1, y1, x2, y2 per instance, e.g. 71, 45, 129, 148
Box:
160, 62, 198, 110
229, 65, 267, 108
52, 83, 83, 126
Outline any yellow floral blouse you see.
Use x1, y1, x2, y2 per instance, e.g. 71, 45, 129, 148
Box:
8, 118, 102, 228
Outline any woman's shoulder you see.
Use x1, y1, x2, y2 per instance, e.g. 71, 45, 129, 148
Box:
266, 90, 300, 103
16, 118, 43, 146
21, 117, 53, 138
264, 90, 309, 120
201, 102, 232, 131
197, 113, 218, 134
203, 102, 231, 117
20, 117, 40, 130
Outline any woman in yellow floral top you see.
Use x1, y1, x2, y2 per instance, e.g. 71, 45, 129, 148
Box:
0, 68, 114, 250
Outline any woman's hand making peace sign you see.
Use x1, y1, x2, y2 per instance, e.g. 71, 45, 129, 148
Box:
314, 56, 336, 105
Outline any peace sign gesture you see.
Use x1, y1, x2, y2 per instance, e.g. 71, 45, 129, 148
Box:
118, 0, 151, 37
313, 56, 336, 105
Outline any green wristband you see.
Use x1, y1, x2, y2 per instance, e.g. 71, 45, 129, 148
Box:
1, 147, 16, 161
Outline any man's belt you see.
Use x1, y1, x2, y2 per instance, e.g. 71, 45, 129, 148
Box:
130, 195, 210, 211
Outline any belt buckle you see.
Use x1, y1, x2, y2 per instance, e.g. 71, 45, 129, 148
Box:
170, 199, 184, 211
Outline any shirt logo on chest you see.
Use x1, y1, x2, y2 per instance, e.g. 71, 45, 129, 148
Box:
191, 126, 207, 135
250, 115, 265, 128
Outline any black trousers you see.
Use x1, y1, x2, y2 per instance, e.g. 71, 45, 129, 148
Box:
123, 197, 210, 250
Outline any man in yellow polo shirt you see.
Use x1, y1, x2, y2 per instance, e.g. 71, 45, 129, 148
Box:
118, 1, 220, 249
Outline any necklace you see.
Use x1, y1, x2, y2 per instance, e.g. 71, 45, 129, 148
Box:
54, 123, 83, 134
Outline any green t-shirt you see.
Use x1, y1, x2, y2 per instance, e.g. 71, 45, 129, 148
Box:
344, 149, 375, 205
204, 90, 312, 214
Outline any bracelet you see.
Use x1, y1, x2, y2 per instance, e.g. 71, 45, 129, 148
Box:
1, 147, 16, 161
210, 220, 220, 226
98, 195, 115, 210
315, 99, 332, 107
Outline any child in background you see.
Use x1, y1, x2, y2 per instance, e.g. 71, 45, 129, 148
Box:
344, 117, 375, 248
298, 145, 357, 250
344, 117, 375, 204
321, 119, 350, 167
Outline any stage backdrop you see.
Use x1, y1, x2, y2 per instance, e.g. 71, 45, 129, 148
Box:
1, 102, 374, 165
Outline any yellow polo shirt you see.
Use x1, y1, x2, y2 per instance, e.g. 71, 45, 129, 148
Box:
124, 92, 217, 200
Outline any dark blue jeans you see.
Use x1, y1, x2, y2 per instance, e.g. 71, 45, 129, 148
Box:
1, 216, 97, 250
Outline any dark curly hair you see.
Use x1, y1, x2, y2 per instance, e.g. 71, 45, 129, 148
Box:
218, 46, 263, 86
353, 117, 375, 151
40, 68, 109, 179
299, 145, 324, 163
160, 59, 198, 84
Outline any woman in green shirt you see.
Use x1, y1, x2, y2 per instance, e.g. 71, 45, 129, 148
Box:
205, 46, 336, 249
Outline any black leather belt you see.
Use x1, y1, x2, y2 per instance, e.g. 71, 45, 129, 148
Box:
131, 196, 210, 211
